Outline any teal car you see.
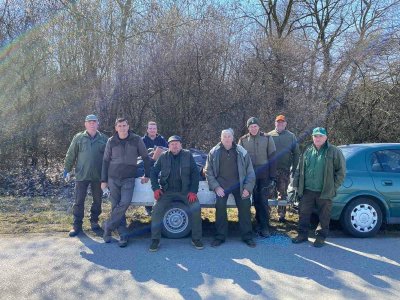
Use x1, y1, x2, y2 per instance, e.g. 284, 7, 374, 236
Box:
332, 143, 400, 237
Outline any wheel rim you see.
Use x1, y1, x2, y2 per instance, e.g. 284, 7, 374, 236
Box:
350, 203, 378, 232
163, 208, 189, 234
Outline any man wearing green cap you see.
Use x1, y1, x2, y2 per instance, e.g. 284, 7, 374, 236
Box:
292, 127, 346, 247
238, 117, 276, 237
64, 114, 108, 237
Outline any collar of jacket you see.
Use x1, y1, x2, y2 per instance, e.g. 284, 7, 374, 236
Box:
111, 130, 134, 142
83, 130, 99, 138
212, 142, 248, 156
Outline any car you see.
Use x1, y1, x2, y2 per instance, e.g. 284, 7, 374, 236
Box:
332, 143, 400, 237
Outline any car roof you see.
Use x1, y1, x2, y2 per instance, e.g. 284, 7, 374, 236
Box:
339, 143, 400, 149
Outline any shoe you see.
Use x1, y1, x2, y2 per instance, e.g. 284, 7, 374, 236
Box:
259, 228, 271, 238
191, 239, 204, 250
90, 221, 101, 231
211, 239, 224, 247
68, 227, 81, 237
149, 239, 160, 252
244, 239, 256, 248
278, 216, 286, 223
313, 237, 326, 248
118, 236, 128, 248
145, 206, 152, 217
292, 235, 308, 244
103, 228, 112, 243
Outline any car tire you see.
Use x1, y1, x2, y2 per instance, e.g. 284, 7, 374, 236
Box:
340, 198, 382, 238
161, 201, 192, 239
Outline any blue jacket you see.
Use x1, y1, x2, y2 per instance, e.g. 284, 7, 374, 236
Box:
142, 134, 168, 149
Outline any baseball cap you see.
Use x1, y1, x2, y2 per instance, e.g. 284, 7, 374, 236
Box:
275, 115, 286, 122
312, 127, 327, 136
85, 114, 98, 122
168, 135, 182, 143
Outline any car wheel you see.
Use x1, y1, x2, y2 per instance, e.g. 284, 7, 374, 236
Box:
161, 202, 192, 239
341, 198, 382, 237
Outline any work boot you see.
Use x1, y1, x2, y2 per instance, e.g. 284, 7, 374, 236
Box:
292, 234, 308, 244
118, 236, 128, 248
211, 239, 224, 247
244, 239, 256, 248
90, 221, 101, 231
149, 239, 160, 252
191, 239, 204, 250
259, 228, 271, 238
68, 226, 81, 237
313, 236, 326, 248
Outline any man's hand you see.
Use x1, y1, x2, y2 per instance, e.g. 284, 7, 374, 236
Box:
187, 192, 198, 203
63, 170, 71, 183
141, 177, 149, 184
215, 187, 225, 197
154, 189, 163, 201
101, 182, 108, 190
242, 189, 250, 198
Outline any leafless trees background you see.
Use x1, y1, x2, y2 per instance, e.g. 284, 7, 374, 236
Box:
1, 0, 400, 170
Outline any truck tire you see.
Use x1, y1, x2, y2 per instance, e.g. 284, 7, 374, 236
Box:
161, 202, 191, 239
340, 198, 382, 238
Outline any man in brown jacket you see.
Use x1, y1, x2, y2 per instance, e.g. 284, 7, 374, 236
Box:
239, 117, 276, 237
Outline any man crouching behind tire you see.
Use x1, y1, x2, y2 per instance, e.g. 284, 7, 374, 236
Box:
149, 135, 203, 252
205, 129, 257, 248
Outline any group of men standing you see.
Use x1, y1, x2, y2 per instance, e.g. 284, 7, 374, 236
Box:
64, 113, 345, 250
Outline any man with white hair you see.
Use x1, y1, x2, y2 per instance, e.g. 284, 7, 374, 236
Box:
205, 129, 256, 248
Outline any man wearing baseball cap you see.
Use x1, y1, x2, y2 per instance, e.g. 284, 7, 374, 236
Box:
64, 114, 108, 237
149, 135, 203, 251
268, 115, 300, 222
292, 127, 345, 247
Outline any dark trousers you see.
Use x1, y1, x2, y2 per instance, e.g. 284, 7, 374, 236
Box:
215, 189, 253, 241
276, 169, 290, 217
151, 192, 202, 240
298, 189, 332, 238
105, 177, 135, 236
253, 178, 270, 230
73, 180, 102, 228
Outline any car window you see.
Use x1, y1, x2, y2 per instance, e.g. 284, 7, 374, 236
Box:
370, 150, 400, 173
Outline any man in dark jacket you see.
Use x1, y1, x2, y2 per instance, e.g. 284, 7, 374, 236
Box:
149, 135, 203, 252
268, 115, 300, 222
292, 127, 346, 247
101, 118, 151, 247
205, 129, 256, 248
64, 114, 108, 237
142, 121, 168, 216
239, 117, 277, 237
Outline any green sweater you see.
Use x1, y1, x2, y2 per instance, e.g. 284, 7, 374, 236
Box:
293, 142, 346, 199
64, 131, 108, 181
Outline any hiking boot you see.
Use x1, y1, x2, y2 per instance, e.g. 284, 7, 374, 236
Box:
244, 239, 256, 248
149, 239, 160, 252
211, 239, 224, 247
292, 235, 308, 244
313, 236, 326, 248
191, 239, 204, 250
259, 228, 271, 238
68, 227, 81, 237
118, 236, 128, 248
90, 221, 101, 231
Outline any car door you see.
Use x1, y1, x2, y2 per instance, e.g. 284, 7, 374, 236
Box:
369, 149, 400, 218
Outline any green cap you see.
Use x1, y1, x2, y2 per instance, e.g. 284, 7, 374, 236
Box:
312, 127, 327, 136
168, 135, 182, 143
247, 117, 259, 127
85, 114, 98, 122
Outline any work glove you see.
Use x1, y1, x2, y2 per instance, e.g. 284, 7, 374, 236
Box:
102, 187, 110, 198
187, 192, 198, 203
154, 189, 163, 201
269, 178, 277, 188
63, 170, 71, 183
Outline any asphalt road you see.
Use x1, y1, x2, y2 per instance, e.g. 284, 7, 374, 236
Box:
0, 233, 399, 300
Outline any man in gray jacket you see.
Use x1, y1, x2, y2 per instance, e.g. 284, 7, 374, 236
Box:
205, 129, 256, 248
101, 118, 151, 247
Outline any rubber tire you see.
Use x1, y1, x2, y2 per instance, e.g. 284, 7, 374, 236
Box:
161, 201, 192, 239
340, 198, 382, 238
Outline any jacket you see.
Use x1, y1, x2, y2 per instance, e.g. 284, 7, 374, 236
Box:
267, 129, 300, 173
101, 131, 150, 181
150, 149, 199, 194
205, 143, 255, 196
293, 142, 346, 199
142, 134, 168, 149
64, 131, 108, 181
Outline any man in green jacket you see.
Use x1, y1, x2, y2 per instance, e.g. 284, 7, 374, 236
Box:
239, 117, 276, 237
64, 114, 108, 237
206, 129, 256, 248
292, 127, 346, 247
268, 115, 300, 222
